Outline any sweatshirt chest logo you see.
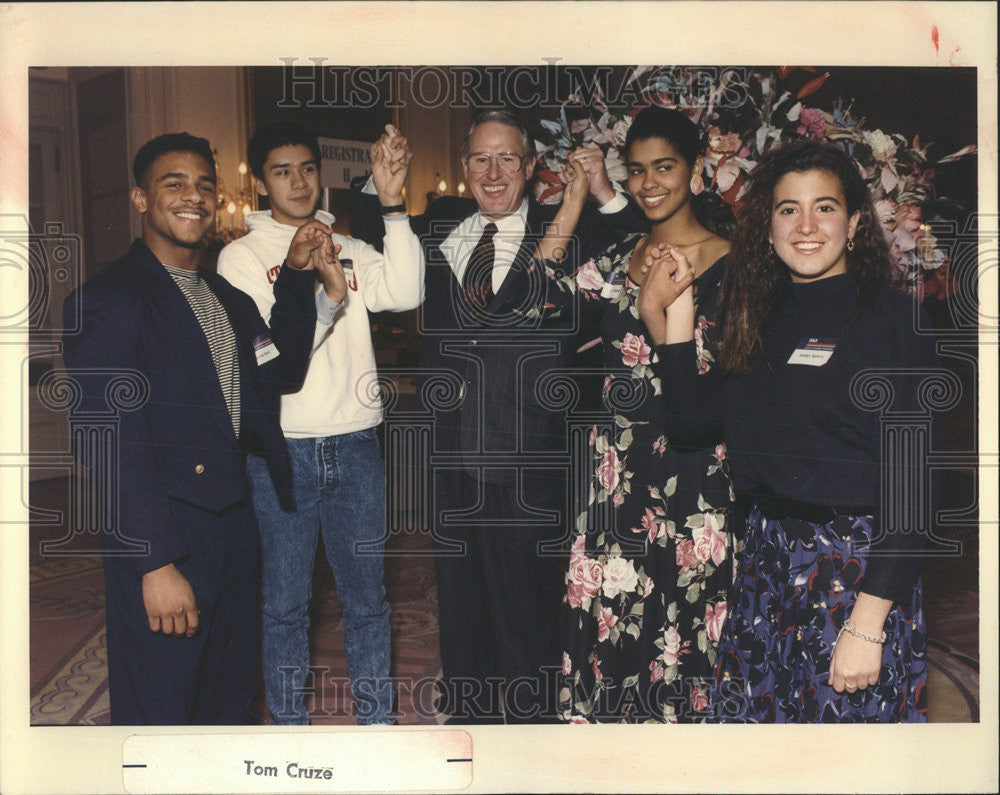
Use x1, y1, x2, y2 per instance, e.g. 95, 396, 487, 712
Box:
788, 337, 839, 366
266, 264, 282, 285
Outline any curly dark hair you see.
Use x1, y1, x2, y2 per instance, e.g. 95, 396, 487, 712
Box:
716, 139, 898, 373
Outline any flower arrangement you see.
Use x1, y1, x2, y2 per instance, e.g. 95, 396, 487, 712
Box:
534, 66, 976, 301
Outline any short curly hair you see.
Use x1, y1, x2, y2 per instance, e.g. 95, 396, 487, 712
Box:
132, 132, 215, 188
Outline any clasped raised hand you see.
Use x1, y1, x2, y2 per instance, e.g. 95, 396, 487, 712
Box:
567, 145, 615, 205
287, 219, 333, 270
371, 123, 412, 207
312, 240, 348, 303
636, 245, 697, 345
638, 245, 695, 309
560, 158, 590, 212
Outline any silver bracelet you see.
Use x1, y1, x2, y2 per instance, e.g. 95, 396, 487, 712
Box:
840, 619, 886, 645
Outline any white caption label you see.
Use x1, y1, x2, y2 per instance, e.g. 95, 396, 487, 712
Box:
123, 731, 472, 793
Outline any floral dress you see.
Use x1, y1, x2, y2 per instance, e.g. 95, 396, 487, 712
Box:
557, 234, 736, 723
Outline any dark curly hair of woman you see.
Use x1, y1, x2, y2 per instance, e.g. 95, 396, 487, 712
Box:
716, 139, 899, 374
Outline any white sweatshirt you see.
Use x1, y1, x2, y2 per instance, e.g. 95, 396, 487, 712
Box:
217, 209, 424, 438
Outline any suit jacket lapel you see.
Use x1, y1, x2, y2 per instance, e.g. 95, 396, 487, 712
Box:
129, 241, 239, 447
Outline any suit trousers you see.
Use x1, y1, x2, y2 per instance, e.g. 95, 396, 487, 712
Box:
432, 468, 567, 724
104, 497, 260, 725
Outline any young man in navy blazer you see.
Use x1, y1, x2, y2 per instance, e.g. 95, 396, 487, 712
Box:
62, 132, 346, 724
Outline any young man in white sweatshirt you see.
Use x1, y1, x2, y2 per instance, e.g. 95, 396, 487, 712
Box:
218, 123, 421, 724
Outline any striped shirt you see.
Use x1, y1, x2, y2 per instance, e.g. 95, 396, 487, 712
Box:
163, 263, 241, 436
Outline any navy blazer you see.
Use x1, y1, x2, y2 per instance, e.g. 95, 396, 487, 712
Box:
62, 239, 316, 574
351, 186, 645, 487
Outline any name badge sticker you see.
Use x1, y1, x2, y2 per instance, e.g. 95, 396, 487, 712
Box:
600, 270, 625, 300
787, 337, 839, 366
253, 334, 280, 366
340, 258, 358, 292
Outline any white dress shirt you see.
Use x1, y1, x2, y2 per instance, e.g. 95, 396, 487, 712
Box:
362, 177, 628, 293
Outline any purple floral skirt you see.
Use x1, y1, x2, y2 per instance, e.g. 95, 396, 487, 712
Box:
713, 506, 927, 723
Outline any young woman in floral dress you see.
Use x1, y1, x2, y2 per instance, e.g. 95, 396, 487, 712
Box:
640, 139, 937, 722
552, 106, 737, 723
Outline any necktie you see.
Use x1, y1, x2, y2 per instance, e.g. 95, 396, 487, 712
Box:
462, 222, 497, 310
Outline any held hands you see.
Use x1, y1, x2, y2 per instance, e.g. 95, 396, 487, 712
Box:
534, 159, 588, 262
287, 219, 333, 270
560, 158, 590, 214
648, 244, 697, 293
637, 245, 696, 346
312, 240, 348, 304
287, 219, 348, 302
141, 563, 199, 637
636, 244, 696, 340
371, 124, 411, 208
567, 146, 616, 206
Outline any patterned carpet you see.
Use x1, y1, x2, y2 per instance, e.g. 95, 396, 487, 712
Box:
29, 476, 979, 725
28, 477, 447, 726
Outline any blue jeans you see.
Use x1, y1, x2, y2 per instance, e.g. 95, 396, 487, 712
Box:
247, 428, 394, 725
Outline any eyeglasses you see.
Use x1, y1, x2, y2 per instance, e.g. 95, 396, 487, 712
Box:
464, 152, 526, 174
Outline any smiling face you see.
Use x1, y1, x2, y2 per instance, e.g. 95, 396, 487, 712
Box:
131, 150, 216, 265
461, 121, 534, 220
769, 169, 861, 283
625, 137, 698, 225
255, 144, 321, 227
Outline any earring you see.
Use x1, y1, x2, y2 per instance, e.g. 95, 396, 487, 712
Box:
847, 237, 855, 252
